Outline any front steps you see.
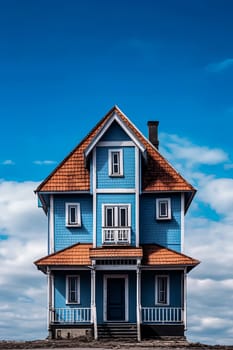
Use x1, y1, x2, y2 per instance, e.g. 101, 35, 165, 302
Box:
98, 323, 137, 339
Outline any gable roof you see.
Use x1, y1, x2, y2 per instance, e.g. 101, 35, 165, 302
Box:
35, 106, 195, 207
35, 243, 199, 274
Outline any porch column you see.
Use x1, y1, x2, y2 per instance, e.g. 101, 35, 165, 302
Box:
183, 267, 187, 330
91, 267, 98, 340
136, 266, 141, 341
47, 268, 53, 339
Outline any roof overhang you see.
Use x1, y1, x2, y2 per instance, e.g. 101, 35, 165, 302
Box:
84, 112, 146, 162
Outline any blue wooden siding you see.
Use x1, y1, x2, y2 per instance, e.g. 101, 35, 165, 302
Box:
101, 121, 131, 141
139, 194, 181, 251
141, 271, 182, 308
96, 193, 136, 247
96, 146, 135, 189
54, 195, 93, 251
54, 271, 91, 308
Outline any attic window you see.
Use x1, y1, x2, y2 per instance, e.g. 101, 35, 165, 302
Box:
65, 203, 81, 227
108, 149, 123, 176
156, 198, 171, 220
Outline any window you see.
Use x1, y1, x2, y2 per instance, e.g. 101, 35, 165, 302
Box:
156, 198, 171, 220
108, 149, 123, 176
66, 275, 80, 304
102, 204, 131, 244
155, 275, 169, 305
103, 205, 130, 228
65, 203, 81, 227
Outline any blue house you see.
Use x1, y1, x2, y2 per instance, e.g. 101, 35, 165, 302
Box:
35, 106, 199, 341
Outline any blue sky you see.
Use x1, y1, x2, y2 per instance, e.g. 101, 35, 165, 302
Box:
0, 0, 233, 345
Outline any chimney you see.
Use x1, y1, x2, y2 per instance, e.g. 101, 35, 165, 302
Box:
147, 121, 159, 149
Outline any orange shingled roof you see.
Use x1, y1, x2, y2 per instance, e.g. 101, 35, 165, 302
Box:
34, 243, 92, 268
35, 243, 199, 273
35, 106, 195, 195
142, 244, 200, 270
90, 247, 143, 259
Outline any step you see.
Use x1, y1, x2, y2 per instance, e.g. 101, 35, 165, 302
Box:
98, 323, 137, 339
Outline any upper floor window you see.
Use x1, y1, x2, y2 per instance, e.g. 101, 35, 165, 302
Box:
65, 203, 81, 227
102, 204, 131, 244
108, 149, 123, 176
155, 275, 169, 305
156, 198, 171, 220
66, 275, 80, 304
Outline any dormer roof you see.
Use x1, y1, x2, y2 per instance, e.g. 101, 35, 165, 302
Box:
35, 106, 196, 210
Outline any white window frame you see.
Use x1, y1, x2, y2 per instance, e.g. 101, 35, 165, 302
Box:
102, 204, 131, 228
66, 275, 80, 304
108, 149, 123, 176
155, 275, 170, 305
65, 203, 81, 227
156, 198, 171, 220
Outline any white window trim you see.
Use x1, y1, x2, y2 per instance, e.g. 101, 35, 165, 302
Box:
108, 149, 123, 176
156, 198, 171, 220
66, 275, 80, 304
103, 274, 129, 322
155, 275, 170, 305
65, 202, 81, 227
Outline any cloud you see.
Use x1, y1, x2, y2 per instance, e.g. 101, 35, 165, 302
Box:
1, 134, 233, 344
0, 181, 47, 340
160, 133, 228, 168
2, 160, 15, 165
206, 58, 233, 72
33, 160, 57, 165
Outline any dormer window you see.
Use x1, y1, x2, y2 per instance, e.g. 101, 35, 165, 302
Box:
108, 149, 123, 176
65, 203, 81, 227
156, 198, 171, 220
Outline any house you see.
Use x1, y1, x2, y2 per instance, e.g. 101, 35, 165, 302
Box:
34, 106, 199, 341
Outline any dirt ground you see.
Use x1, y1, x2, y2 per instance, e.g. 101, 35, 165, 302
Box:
0, 339, 233, 350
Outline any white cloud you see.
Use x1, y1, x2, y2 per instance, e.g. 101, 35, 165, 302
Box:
0, 181, 47, 340
2, 160, 15, 165
206, 58, 233, 72
1, 133, 233, 344
160, 133, 228, 168
33, 160, 57, 165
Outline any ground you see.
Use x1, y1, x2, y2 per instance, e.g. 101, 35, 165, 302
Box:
0, 339, 233, 350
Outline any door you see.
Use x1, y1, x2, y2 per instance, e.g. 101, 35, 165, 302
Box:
107, 278, 125, 321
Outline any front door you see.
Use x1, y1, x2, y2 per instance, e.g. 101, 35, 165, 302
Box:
107, 278, 125, 321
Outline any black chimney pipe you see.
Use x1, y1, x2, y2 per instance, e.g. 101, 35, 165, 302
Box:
147, 121, 159, 149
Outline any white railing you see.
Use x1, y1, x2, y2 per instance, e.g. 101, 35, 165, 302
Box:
142, 307, 183, 323
51, 308, 91, 323
103, 227, 131, 244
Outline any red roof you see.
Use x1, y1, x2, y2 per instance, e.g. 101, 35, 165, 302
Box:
35, 106, 195, 195
142, 244, 200, 270
90, 247, 143, 259
35, 243, 199, 273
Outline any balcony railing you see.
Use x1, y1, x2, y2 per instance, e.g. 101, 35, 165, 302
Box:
51, 307, 91, 323
102, 227, 131, 244
142, 307, 183, 323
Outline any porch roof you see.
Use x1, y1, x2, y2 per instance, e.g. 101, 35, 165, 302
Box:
34, 243, 92, 270
89, 247, 143, 259
35, 243, 199, 273
142, 244, 200, 271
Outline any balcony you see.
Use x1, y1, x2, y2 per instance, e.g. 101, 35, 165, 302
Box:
102, 227, 131, 244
